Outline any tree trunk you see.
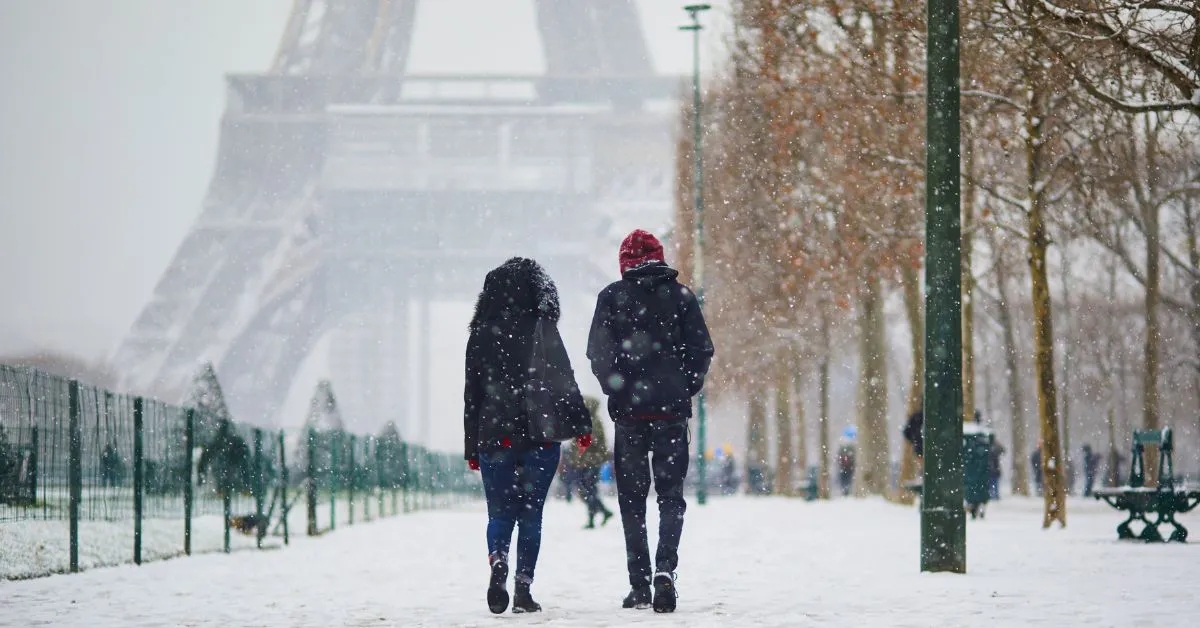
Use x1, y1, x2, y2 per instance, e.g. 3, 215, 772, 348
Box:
1106, 404, 1119, 487
962, 142, 977, 425
774, 360, 794, 496
1059, 252, 1074, 494
793, 359, 809, 476
818, 309, 833, 499
1142, 180, 1162, 486
898, 263, 924, 504
856, 275, 890, 496
901, 264, 925, 415
1184, 194, 1200, 452
1025, 84, 1067, 527
1104, 263, 1121, 488
992, 231, 1029, 496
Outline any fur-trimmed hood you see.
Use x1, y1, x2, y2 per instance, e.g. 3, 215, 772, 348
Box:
469, 257, 560, 333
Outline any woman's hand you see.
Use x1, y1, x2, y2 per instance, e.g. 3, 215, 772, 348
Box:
467, 457, 480, 471
576, 434, 592, 450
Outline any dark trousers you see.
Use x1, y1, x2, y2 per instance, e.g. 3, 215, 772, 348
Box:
578, 467, 611, 521
479, 444, 561, 583
614, 418, 689, 587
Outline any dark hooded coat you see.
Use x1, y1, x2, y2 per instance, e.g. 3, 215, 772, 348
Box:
587, 261, 714, 420
463, 258, 590, 461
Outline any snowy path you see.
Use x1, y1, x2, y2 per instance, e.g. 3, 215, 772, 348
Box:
2, 496, 1197, 627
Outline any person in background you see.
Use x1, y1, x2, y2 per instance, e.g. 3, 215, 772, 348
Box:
1082, 444, 1102, 497
721, 446, 738, 495
1031, 442, 1043, 496
463, 257, 592, 615
989, 439, 1006, 501
902, 408, 924, 458
837, 443, 856, 497
574, 396, 614, 529
558, 445, 578, 503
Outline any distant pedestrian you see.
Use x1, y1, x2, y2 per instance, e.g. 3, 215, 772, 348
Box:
587, 229, 714, 613
558, 446, 578, 502
837, 443, 856, 497
1030, 443, 1043, 496
721, 447, 738, 495
573, 396, 614, 529
988, 440, 1005, 501
101, 441, 125, 488
1081, 444, 1102, 497
902, 408, 924, 457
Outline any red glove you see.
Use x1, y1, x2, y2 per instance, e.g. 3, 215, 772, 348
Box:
467, 457, 480, 471
577, 434, 592, 450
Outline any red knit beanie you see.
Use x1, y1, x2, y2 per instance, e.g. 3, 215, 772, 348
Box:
619, 229, 665, 274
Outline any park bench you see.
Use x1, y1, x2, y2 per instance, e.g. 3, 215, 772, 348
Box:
1094, 428, 1200, 543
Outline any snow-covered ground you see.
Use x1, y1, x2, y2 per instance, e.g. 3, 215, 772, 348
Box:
0, 489, 457, 579
1, 496, 1196, 626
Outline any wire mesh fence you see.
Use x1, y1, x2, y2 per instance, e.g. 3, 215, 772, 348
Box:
0, 364, 481, 579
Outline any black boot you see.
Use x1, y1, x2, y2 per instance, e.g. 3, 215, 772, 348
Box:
486, 553, 509, 614
652, 572, 677, 613
512, 580, 542, 613
622, 585, 652, 609
601, 510, 614, 526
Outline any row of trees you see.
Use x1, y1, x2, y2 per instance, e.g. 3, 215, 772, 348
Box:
676, 0, 1199, 526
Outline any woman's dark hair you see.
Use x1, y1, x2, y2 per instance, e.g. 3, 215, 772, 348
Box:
469, 257, 560, 333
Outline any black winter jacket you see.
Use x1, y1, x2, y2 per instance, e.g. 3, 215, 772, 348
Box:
586, 262, 714, 420
463, 258, 590, 461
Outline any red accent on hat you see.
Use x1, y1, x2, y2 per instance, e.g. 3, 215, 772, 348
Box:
619, 229, 665, 274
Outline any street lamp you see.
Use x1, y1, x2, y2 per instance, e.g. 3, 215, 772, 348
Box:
680, 3, 711, 505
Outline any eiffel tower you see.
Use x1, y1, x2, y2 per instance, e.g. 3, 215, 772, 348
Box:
111, 0, 678, 438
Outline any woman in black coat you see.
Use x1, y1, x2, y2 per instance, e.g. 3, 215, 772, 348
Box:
464, 257, 591, 615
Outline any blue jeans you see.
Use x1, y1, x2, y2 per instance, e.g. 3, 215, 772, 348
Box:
479, 444, 561, 583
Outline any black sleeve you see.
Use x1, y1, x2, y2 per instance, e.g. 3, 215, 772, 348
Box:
463, 332, 483, 460
587, 290, 620, 396
679, 287, 714, 397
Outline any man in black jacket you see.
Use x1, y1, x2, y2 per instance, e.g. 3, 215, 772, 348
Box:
587, 229, 714, 613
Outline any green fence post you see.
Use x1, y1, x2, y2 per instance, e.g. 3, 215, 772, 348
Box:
253, 428, 265, 548
348, 434, 356, 526
223, 490, 232, 553
376, 438, 386, 518
27, 426, 38, 506
222, 426, 231, 553
429, 455, 437, 509
68, 380, 81, 573
279, 430, 290, 545
330, 431, 339, 531
184, 409, 194, 556
133, 397, 144, 565
363, 437, 371, 523
399, 442, 407, 515
306, 427, 317, 536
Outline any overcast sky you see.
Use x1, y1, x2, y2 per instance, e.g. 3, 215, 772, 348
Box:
0, 0, 729, 364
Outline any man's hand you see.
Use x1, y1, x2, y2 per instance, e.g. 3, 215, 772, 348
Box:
577, 434, 593, 450
467, 457, 480, 471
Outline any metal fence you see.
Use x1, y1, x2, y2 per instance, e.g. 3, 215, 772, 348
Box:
0, 364, 479, 579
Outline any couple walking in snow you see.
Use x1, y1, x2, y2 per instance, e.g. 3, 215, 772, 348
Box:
462, 230, 714, 614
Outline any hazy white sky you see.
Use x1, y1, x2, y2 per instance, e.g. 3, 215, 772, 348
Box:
0, 0, 729, 363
